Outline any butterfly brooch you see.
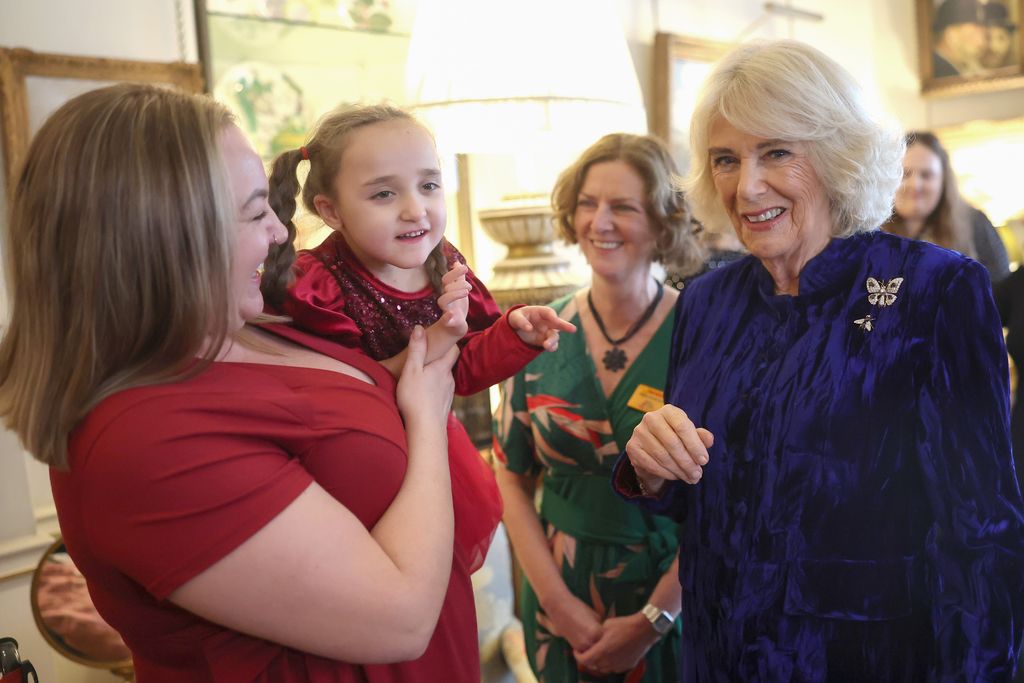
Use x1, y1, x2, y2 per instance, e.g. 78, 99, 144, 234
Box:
854, 276, 904, 333
865, 277, 903, 307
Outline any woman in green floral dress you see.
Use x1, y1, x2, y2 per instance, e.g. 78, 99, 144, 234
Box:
493, 133, 704, 682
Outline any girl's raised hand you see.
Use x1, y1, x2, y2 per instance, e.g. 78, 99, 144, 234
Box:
436, 263, 471, 338
508, 306, 577, 352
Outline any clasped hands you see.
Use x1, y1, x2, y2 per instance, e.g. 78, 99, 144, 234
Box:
545, 592, 658, 676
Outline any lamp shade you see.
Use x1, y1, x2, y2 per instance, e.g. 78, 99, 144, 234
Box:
405, 0, 647, 155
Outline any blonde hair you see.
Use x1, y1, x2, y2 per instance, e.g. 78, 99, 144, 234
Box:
551, 133, 704, 274
685, 40, 904, 237
263, 103, 448, 306
0, 83, 235, 468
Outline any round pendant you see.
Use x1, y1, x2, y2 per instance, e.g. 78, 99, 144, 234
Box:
602, 347, 628, 372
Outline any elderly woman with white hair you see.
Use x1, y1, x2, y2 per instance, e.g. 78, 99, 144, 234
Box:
613, 39, 1024, 680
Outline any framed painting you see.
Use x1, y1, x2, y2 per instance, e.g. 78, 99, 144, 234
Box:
195, 1, 412, 163
0, 48, 203, 194
651, 33, 731, 173
917, 0, 1024, 96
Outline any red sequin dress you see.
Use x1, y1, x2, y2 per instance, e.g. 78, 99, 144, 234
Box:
280, 232, 540, 680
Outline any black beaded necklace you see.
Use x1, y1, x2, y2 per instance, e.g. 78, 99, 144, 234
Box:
587, 280, 664, 372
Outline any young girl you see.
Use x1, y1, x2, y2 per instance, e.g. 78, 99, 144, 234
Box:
263, 103, 575, 682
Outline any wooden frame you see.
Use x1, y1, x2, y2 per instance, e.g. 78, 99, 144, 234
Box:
0, 48, 203, 192
30, 536, 135, 681
651, 33, 731, 170
917, 0, 1024, 96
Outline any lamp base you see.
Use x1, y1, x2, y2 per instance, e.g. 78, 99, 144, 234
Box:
478, 205, 579, 308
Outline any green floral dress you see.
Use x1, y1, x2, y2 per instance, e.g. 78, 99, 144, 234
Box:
493, 293, 680, 683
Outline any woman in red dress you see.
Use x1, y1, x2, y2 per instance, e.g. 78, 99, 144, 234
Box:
0, 83, 465, 682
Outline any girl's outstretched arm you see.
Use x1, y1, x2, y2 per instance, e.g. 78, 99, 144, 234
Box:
507, 305, 577, 352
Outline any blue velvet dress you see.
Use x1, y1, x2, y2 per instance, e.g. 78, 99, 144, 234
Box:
614, 231, 1024, 681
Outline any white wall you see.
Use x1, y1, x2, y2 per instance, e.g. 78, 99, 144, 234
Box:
0, 0, 197, 60
0, 2, 197, 680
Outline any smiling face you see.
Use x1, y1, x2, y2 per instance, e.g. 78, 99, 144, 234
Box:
708, 117, 833, 285
894, 142, 943, 226
220, 124, 287, 328
573, 159, 657, 282
318, 119, 445, 285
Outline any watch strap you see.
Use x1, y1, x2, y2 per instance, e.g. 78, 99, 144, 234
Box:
640, 603, 674, 635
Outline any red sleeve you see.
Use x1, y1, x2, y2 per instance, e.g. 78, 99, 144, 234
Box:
280, 251, 363, 348
453, 262, 541, 395
78, 395, 314, 600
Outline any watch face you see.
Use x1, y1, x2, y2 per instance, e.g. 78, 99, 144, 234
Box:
642, 604, 674, 634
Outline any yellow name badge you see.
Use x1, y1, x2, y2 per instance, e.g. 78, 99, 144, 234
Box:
627, 384, 664, 413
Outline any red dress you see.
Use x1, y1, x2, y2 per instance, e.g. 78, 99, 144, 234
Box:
50, 326, 474, 682
281, 233, 536, 574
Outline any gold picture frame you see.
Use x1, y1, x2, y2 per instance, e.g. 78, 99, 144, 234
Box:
917, 0, 1024, 96
30, 536, 134, 681
651, 33, 731, 172
0, 48, 203, 193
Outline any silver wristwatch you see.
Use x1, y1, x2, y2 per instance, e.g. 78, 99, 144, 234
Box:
640, 603, 675, 635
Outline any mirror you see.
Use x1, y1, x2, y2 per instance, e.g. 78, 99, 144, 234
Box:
30, 536, 134, 682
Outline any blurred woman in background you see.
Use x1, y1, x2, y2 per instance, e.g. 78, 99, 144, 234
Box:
883, 130, 1009, 282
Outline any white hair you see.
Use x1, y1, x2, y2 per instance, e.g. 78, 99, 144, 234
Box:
684, 40, 905, 237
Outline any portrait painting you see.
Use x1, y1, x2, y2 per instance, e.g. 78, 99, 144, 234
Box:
918, 0, 1024, 95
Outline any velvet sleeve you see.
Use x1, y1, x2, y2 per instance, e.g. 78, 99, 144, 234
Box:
613, 288, 689, 518
918, 259, 1024, 678
492, 373, 542, 476
280, 251, 363, 348
453, 265, 541, 395
77, 395, 314, 600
